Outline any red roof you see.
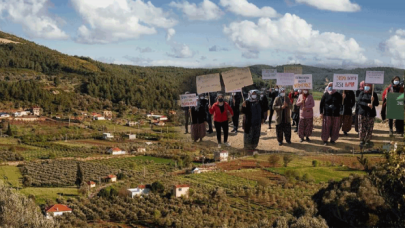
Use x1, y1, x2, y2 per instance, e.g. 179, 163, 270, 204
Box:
138, 185, 146, 189
174, 184, 190, 188
87, 181, 96, 185
46, 204, 72, 213
110, 147, 121, 152
107, 175, 116, 179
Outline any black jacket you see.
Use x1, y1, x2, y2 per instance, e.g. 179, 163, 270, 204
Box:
241, 100, 262, 134
341, 91, 356, 116
191, 103, 207, 124
320, 92, 343, 117
229, 93, 242, 110
259, 95, 269, 113
268, 91, 279, 110
357, 92, 379, 117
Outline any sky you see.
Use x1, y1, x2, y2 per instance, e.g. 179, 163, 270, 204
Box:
0, 0, 404, 69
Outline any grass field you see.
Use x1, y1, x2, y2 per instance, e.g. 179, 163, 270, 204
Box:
0, 166, 22, 187
312, 91, 324, 100
20, 187, 78, 204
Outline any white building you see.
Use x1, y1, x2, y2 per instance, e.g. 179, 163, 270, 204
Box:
94, 116, 105, 120
14, 111, 29, 117
105, 175, 117, 183
45, 204, 72, 219
214, 151, 229, 162
87, 181, 96, 188
0, 113, 10, 118
126, 134, 136, 140
103, 133, 114, 140
172, 184, 190, 198
108, 147, 126, 155
191, 167, 201, 174
127, 185, 151, 198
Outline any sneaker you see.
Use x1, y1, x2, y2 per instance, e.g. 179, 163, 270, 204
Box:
300, 138, 304, 143
218, 144, 221, 149
306, 137, 310, 142
223, 142, 231, 147
278, 142, 282, 146
330, 141, 335, 144
344, 132, 348, 136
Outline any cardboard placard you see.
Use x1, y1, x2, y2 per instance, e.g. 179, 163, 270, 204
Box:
276, 73, 295, 86
365, 71, 385, 84
222, 68, 253, 92
293, 74, 313, 89
262, 69, 277, 80
227, 88, 242, 93
180, 94, 197, 107
196, 73, 221, 94
333, 74, 359, 90
387, 93, 404, 120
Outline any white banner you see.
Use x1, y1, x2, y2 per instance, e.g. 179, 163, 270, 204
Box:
365, 71, 385, 84
196, 73, 221, 94
262, 69, 277, 80
180, 94, 197, 107
333, 74, 359, 90
276, 73, 295, 86
293, 74, 313, 90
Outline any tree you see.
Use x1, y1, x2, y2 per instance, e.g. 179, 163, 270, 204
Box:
151, 181, 165, 194
75, 163, 84, 188
283, 155, 293, 167
6, 122, 12, 136
268, 154, 280, 167
54, 76, 61, 87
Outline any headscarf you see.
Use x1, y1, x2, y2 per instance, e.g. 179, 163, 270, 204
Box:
359, 81, 365, 91
248, 90, 259, 102
303, 89, 309, 98
278, 88, 286, 97
326, 82, 336, 95
364, 83, 372, 94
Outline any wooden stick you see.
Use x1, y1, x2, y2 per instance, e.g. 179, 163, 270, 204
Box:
208, 93, 211, 106
342, 90, 345, 105
241, 88, 245, 102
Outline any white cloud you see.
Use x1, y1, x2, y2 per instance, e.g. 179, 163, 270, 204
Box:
136, 47, 154, 53
166, 28, 176, 41
295, 0, 361, 12
223, 13, 367, 64
209, 45, 229, 52
379, 29, 405, 69
169, 0, 223, 21
219, 0, 279, 18
124, 56, 228, 68
167, 42, 196, 58
70, 0, 178, 44
0, 0, 68, 39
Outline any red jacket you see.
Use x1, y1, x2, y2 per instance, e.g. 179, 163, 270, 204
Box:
209, 102, 234, 122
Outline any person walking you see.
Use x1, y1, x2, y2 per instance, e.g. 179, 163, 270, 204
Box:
190, 97, 207, 142
382, 76, 404, 136
229, 91, 242, 133
259, 90, 269, 124
268, 86, 279, 129
241, 90, 262, 151
357, 83, 379, 147
273, 88, 292, 146
320, 82, 343, 145
340, 90, 356, 135
209, 93, 234, 148
292, 89, 302, 132
296, 89, 315, 142
206, 92, 216, 134
355, 81, 365, 133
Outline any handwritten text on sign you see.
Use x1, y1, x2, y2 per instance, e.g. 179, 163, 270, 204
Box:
276, 73, 295, 86
222, 68, 253, 92
196, 73, 221, 94
262, 69, 277, 80
365, 71, 384, 84
293, 74, 313, 89
333, 74, 358, 90
180, 94, 197, 107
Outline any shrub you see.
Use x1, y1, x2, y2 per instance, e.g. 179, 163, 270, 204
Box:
302, 173, 315, 183
268, 154, 280, 167
312, 160, 319, 167
283, 155, 293, 167
285, 170, 300, 181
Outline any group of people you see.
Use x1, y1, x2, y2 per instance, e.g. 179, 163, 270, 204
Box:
183, 76, 403, 150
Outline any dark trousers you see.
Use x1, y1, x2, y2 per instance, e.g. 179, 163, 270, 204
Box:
207, 113, 213, 132
276, 123, 292, 143
389, 119, 404, 133
184, 111, 190, 133
214, 121, 229, 144
269, 109, 274, 127
262, 111, 268, 123
232, 108, 239, 130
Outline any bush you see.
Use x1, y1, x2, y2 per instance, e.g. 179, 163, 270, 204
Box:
268, 154, 280, 167
151, 181, 165, 194
302, 173, 315, 183
312, 160, 319, 167
253, 154, 258, 159
283, 155, 293, 167
285, 170, 300, 181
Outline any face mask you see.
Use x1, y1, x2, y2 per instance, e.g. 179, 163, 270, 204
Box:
328, 87, 333, 91
200, 96, 204, 99
218, 98, 224, 102
232, 93, 236, 96
364, 86, 370, 91
280, 93, 285, 97
251, 95, 257, 99
304, 91, 308, 94
298, 90, 302, 93
394, 80, 400, 85
275, 89, 279, 92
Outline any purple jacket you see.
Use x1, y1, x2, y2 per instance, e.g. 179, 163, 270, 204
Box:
296, 94, 315, 119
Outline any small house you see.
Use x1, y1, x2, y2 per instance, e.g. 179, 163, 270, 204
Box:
95, 116, 105, 120
45, 204, 72, 219
103, 110, 112, 118
108, 147, 126, 155
0, 113, 10, 118
125, 134, 136, 140
191, 167, 201, 174
137, 147, 146, 153
87, 181, 96, 188
127, 121, 138, 127
31, 106, 41, 116
214, 151, 228, 162
127, 185, 151, 198
172, 184, 190, 198
14, 111, 29, 117
102, 133, 114, 140
105, 175, 117, 183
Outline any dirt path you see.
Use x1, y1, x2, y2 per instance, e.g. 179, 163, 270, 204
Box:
182, 117, 402, 154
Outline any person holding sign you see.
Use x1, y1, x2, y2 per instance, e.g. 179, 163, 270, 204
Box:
354, 81, 365, 133
241, 90, 263, 150
229, 92, 242, 133
190, 97, 207, 143
268, 86, 279, 129
357, 83, 379, 147
340, 90, 356, 136
381, 76, 404, 136
296, 89, 315, 142
209, 93, 234, 148
273, 88, 293, 146
320, 82, 342, 145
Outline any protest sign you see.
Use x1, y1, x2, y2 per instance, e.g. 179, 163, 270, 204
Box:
276, 73, 295, 86
227, 88, 242, 93
180, 94, 197, 107
333, 74, 358, 90
387, 93, 404, 120
196, 73, 221, 94
365, 71, 385, 84
284, 66, 302, 74
262, 69, 277, 80
293, 74, 313, 90
222, 68, 253, 92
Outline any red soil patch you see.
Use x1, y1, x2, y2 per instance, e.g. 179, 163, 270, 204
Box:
217, 159, 271, 171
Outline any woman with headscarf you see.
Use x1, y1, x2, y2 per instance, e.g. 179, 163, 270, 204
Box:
296, 89, 315, 142
289, 89, 300, 128
273, 88, 292, 146
229, 91, 242, 133
190, 96, 207, 142
382, 76, 404, 136
355, 81, 365, 133
340, 90, 356, 136
357, 83, 379, 146
209, 93, 234, 148
320, 82, 343, 145
268, 86, 279, 129
259, 90, 269, 124
242, 90, 262, 150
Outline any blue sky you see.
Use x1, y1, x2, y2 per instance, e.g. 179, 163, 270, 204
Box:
0, 0, 404, 69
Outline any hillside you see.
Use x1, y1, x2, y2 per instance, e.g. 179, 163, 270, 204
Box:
0, 31, 403, 115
